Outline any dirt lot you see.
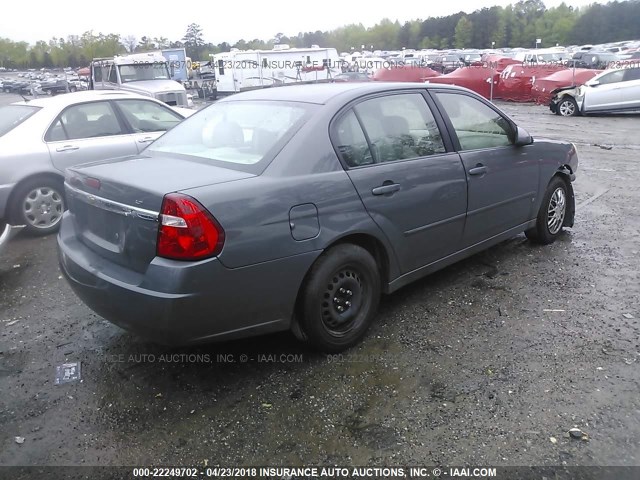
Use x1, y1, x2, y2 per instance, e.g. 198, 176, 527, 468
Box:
0, 91, 639, 470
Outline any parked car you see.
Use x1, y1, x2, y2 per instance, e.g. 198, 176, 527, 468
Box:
550, 66, 640, 116
570, 51, 620, 69
58, 83, 579, 352
433, 54, 464, 73
462, 53, 483, 66
332, 72, 372, 82
37, 78, 77, 95
0, 90, 194, 237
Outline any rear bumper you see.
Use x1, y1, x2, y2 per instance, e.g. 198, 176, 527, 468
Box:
0, 223, 24, 255
57, 212, 318, 345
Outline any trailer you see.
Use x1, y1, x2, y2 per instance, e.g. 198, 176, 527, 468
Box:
162, 48, 190, 82
161, 48, 217, 100
211, 45, 341, 94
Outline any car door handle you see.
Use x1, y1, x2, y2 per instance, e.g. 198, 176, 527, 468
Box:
56, 145, 79, 152
137, 136, 155, 143
468, 165, 488, 176
372, 183, 401, 196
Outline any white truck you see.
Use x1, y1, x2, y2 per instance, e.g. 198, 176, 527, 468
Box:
89, 52, 190, 107
211, 45, 341, 94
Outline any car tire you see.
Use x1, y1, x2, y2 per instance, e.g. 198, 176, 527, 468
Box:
525, 176, 568, 245
11, 178, 65, 236
557, 96, 578, 117
297, 244, 381, 352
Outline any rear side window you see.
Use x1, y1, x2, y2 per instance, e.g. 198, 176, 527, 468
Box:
148, 100, 312, 171
0, 105, 40, 137
333, 110, 373, 167
353, 93, 445, 163
436, 93, 513, 151
46, 101, 124, 141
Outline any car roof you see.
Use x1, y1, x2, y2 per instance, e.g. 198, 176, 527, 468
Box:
219, 82, 463, 105
10, 90, 150, 108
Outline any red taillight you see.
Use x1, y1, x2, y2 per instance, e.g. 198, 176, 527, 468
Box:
156, 193, 225, 261
84, 177, 101, 190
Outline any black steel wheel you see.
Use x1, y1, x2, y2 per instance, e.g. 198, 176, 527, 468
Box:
297, 244, 381, 352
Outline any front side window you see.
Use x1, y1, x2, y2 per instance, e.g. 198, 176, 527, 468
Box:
147, 100, 312, 170
93, 65, 103, 82
353, 93, 446, 163
108, 65, 118, 83
623, 67, 640, 82
47, 102, 124, 141
116, 99, 183, 132
435, 93, 513, 151
597, 69, 626, 85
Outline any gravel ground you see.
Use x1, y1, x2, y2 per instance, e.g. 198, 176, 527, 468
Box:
0, 92, 639, 470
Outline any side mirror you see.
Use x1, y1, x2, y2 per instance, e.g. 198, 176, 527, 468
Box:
586, 79, 600, 87
514, 126, 533, 147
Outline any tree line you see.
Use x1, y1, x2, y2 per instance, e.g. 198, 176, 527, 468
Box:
1, 0, 639, 69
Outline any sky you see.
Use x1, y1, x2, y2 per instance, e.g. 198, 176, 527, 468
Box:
1, 0, 597, 46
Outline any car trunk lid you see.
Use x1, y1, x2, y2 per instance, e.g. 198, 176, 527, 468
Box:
66, 154, 254, 273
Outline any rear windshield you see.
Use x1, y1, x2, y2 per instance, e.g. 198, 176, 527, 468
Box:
0, 105, 40, 137
148, 100, 314, 172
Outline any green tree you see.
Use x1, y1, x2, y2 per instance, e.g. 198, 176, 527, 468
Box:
137, 36, 154, 52
182, 23, 205, 58
454, 16, 474, 48
122, 35, 137, 53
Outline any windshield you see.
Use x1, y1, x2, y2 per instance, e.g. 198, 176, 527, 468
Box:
118, 63, 170, 83
0, 105, 40, 137
147, 100, 314, 171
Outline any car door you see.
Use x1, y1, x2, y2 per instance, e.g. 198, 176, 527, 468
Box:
431, 90, 539, 248
112, 98, 185, 152
46, 101, 138, 172
617, 67, 640, 110
583, 69, 626, 111
334, 91, 468, 274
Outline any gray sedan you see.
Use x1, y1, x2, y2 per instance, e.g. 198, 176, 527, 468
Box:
57, 83, 579, 352
0, 90, 193, 237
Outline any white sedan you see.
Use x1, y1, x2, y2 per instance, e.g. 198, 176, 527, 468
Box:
0, 90, 195, 239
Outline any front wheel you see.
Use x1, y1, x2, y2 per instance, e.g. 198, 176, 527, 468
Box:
297, 244, 381, 352
11, 178, 65, 236
557, 96, 578, 117
526, 176, 568, 245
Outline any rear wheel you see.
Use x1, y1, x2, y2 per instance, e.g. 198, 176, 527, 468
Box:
525, 176, 568, 245
11, 178, 65, 236
557, 96, 578, 117
297, 244, 381, 352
